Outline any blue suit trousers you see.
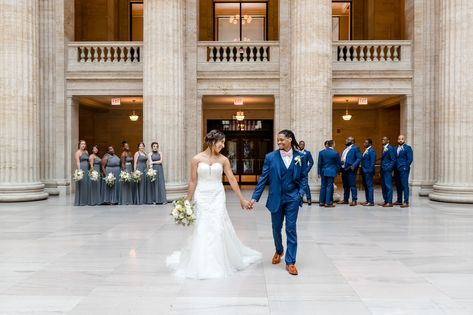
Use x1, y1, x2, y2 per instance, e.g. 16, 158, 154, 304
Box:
342, 169, 358, 202
271, 199, 300, 265
381, 170, 393, 204
395, 169, 410, 204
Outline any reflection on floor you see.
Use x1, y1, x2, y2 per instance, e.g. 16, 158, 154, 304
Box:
0, 190, 473, 314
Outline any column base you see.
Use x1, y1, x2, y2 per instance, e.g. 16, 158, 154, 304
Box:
429, 184, 473, 203
165, 183, 188, 201
0, 183, 49, 202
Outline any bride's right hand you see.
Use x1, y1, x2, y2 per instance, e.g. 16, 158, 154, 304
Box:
240, 199, 252, 210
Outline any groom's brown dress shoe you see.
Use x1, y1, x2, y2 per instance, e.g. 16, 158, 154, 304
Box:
272, 252, 283, 264
286, 264, 298, 275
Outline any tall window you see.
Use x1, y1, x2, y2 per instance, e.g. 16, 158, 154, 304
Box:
214, 1, 268, 41
130, 1, 143, 41
332, 1, 352, 40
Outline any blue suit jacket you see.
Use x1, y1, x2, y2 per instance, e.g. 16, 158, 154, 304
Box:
361, 147, 376, 174
381, 145, 396, 172
252, 150, 308, 213
395, 144, 413, 171
342, 145, 362, 170
317, 148, 342, 177
299, 149, 314, 174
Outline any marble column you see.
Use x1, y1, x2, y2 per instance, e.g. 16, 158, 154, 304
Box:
143, 0, 187, 200
429, 0, 473, 203
0, 1, 48, 201
290, 0, 332, 202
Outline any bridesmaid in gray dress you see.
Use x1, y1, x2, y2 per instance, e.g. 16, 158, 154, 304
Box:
74, 140, 90, 206
88, 145, 103, 206
147, 142, 167, 205
133, 142, 148, 205
120, 141, 134, 205
102, 146, 121, 205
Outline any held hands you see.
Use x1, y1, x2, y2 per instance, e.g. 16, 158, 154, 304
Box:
240, 199, 256, 210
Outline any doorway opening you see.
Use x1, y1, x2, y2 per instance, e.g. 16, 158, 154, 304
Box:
202, 95, 275, 185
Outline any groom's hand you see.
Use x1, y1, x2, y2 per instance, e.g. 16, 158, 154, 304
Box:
249, 199, 256, 209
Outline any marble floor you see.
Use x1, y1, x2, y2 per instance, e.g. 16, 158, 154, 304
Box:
1, 190, 473, 315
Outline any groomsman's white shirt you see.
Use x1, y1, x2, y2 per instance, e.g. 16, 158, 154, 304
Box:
363, 146, 372, 156
341, 144, 353, 167
280, 149, 293, 169
397, 145, 403, 156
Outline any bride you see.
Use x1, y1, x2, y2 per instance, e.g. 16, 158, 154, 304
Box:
166, 130, 262, 279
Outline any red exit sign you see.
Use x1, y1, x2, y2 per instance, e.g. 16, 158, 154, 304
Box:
111, 98, 121, 105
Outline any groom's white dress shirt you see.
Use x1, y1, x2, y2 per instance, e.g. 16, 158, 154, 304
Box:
280, 149, 293, 169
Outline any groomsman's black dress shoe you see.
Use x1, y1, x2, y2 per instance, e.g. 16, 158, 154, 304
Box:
393, 202, 403, 206
350, 201, 358, 206
319, 203, 325, 207
383, 203, 394, 207
325, 203, 335, 208
307, 199, 312, 206
337, 200, 349, 204
286, 264, 298, 276
272, 252, 283, 264
364, 202, 374, 206
378, 202, 387, 206
400, 203, 409, 208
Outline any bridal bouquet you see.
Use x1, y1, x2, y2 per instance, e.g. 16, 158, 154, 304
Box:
73, 169, 84, 182
105, 173, 116, 187
146, 168, 157, 182
171, 197, 196, 227
89, 170, 100, 182
119, 170, 131, 183
132, 170, 142, 183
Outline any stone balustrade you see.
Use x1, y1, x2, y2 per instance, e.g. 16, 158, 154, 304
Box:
333, 40, 412, 71
68, 42, 143, 72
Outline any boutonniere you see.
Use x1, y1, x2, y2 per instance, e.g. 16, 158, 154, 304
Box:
383, 147, 388, 153
294, 156, 302, 166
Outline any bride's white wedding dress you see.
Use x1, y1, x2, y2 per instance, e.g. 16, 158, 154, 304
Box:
166, 162, 262, 279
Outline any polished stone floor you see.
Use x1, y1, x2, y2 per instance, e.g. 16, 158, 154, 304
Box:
1, 190, 473, 315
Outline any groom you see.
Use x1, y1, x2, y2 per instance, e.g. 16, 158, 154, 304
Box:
249, 130, 308, 275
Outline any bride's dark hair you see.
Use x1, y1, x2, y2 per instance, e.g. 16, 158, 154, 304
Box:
205, 129, 226, 148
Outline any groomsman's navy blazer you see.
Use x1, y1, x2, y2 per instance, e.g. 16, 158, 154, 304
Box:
317, 148, 342, 177
361, 147, 376, 174
395, 144, 413, 171
381, 145, 397, 172
300, 150, 314, 174
342, 145, 362, 171
252, 150, 308, 213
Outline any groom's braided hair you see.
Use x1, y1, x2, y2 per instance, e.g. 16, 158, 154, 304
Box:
278, 129, 300, 151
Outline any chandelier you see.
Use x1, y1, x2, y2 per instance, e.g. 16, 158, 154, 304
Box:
235, 111, 245, 121
129, 110, 139, 122
342, 99, 352, 121
229, 14, 252, 25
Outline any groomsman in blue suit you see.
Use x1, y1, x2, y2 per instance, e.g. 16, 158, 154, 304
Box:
298, 140, 314, 205
317, 140, 342, 208
380, 136, 397, 207
338, 136, 362, 206
250, 130, 308, 276
360, 138, 376, 206
394, 135, 413, 208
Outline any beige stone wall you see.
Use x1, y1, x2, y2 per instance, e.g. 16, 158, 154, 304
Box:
79, 107, 144, 156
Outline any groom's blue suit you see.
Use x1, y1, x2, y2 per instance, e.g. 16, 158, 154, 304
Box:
252, 149, 308, 265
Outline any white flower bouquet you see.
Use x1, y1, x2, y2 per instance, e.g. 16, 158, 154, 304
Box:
146, 168, 157, 182
89, 170, 100, 182
105, 173, 116, 187
132, 170, 142, 183
73, 169, 84, 182
119, 170, 131, 183
171, 197, 196, 227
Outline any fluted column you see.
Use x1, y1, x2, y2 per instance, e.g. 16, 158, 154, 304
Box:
290, 0, 332, 201
143, 0, 187, 199
0, 1, 48, 201
430, 0, 473, 203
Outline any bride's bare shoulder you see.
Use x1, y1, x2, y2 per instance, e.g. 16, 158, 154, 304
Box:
191, 153, 205, 164
218, 154, 230, 165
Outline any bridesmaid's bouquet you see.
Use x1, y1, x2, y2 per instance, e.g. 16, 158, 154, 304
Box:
171, 197, 196, 227
146, 168, 157, 182
73, 169, 84, 182
89, 170, 100, 182
105, 173, 116, 187
132, 170, 142, 183
119, 170, 131, 183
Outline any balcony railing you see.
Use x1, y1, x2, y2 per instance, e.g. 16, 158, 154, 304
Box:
333, 40, 412, 71
68, 42, 143, 72
197, 41, 280, 72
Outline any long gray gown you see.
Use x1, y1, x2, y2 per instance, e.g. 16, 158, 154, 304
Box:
74, 152, 90, 206
103, 154, 121, 204
134, 153, 148, 205
148, 152, 167, 204
120, 155, 134, 205
88, 156, 103, 206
